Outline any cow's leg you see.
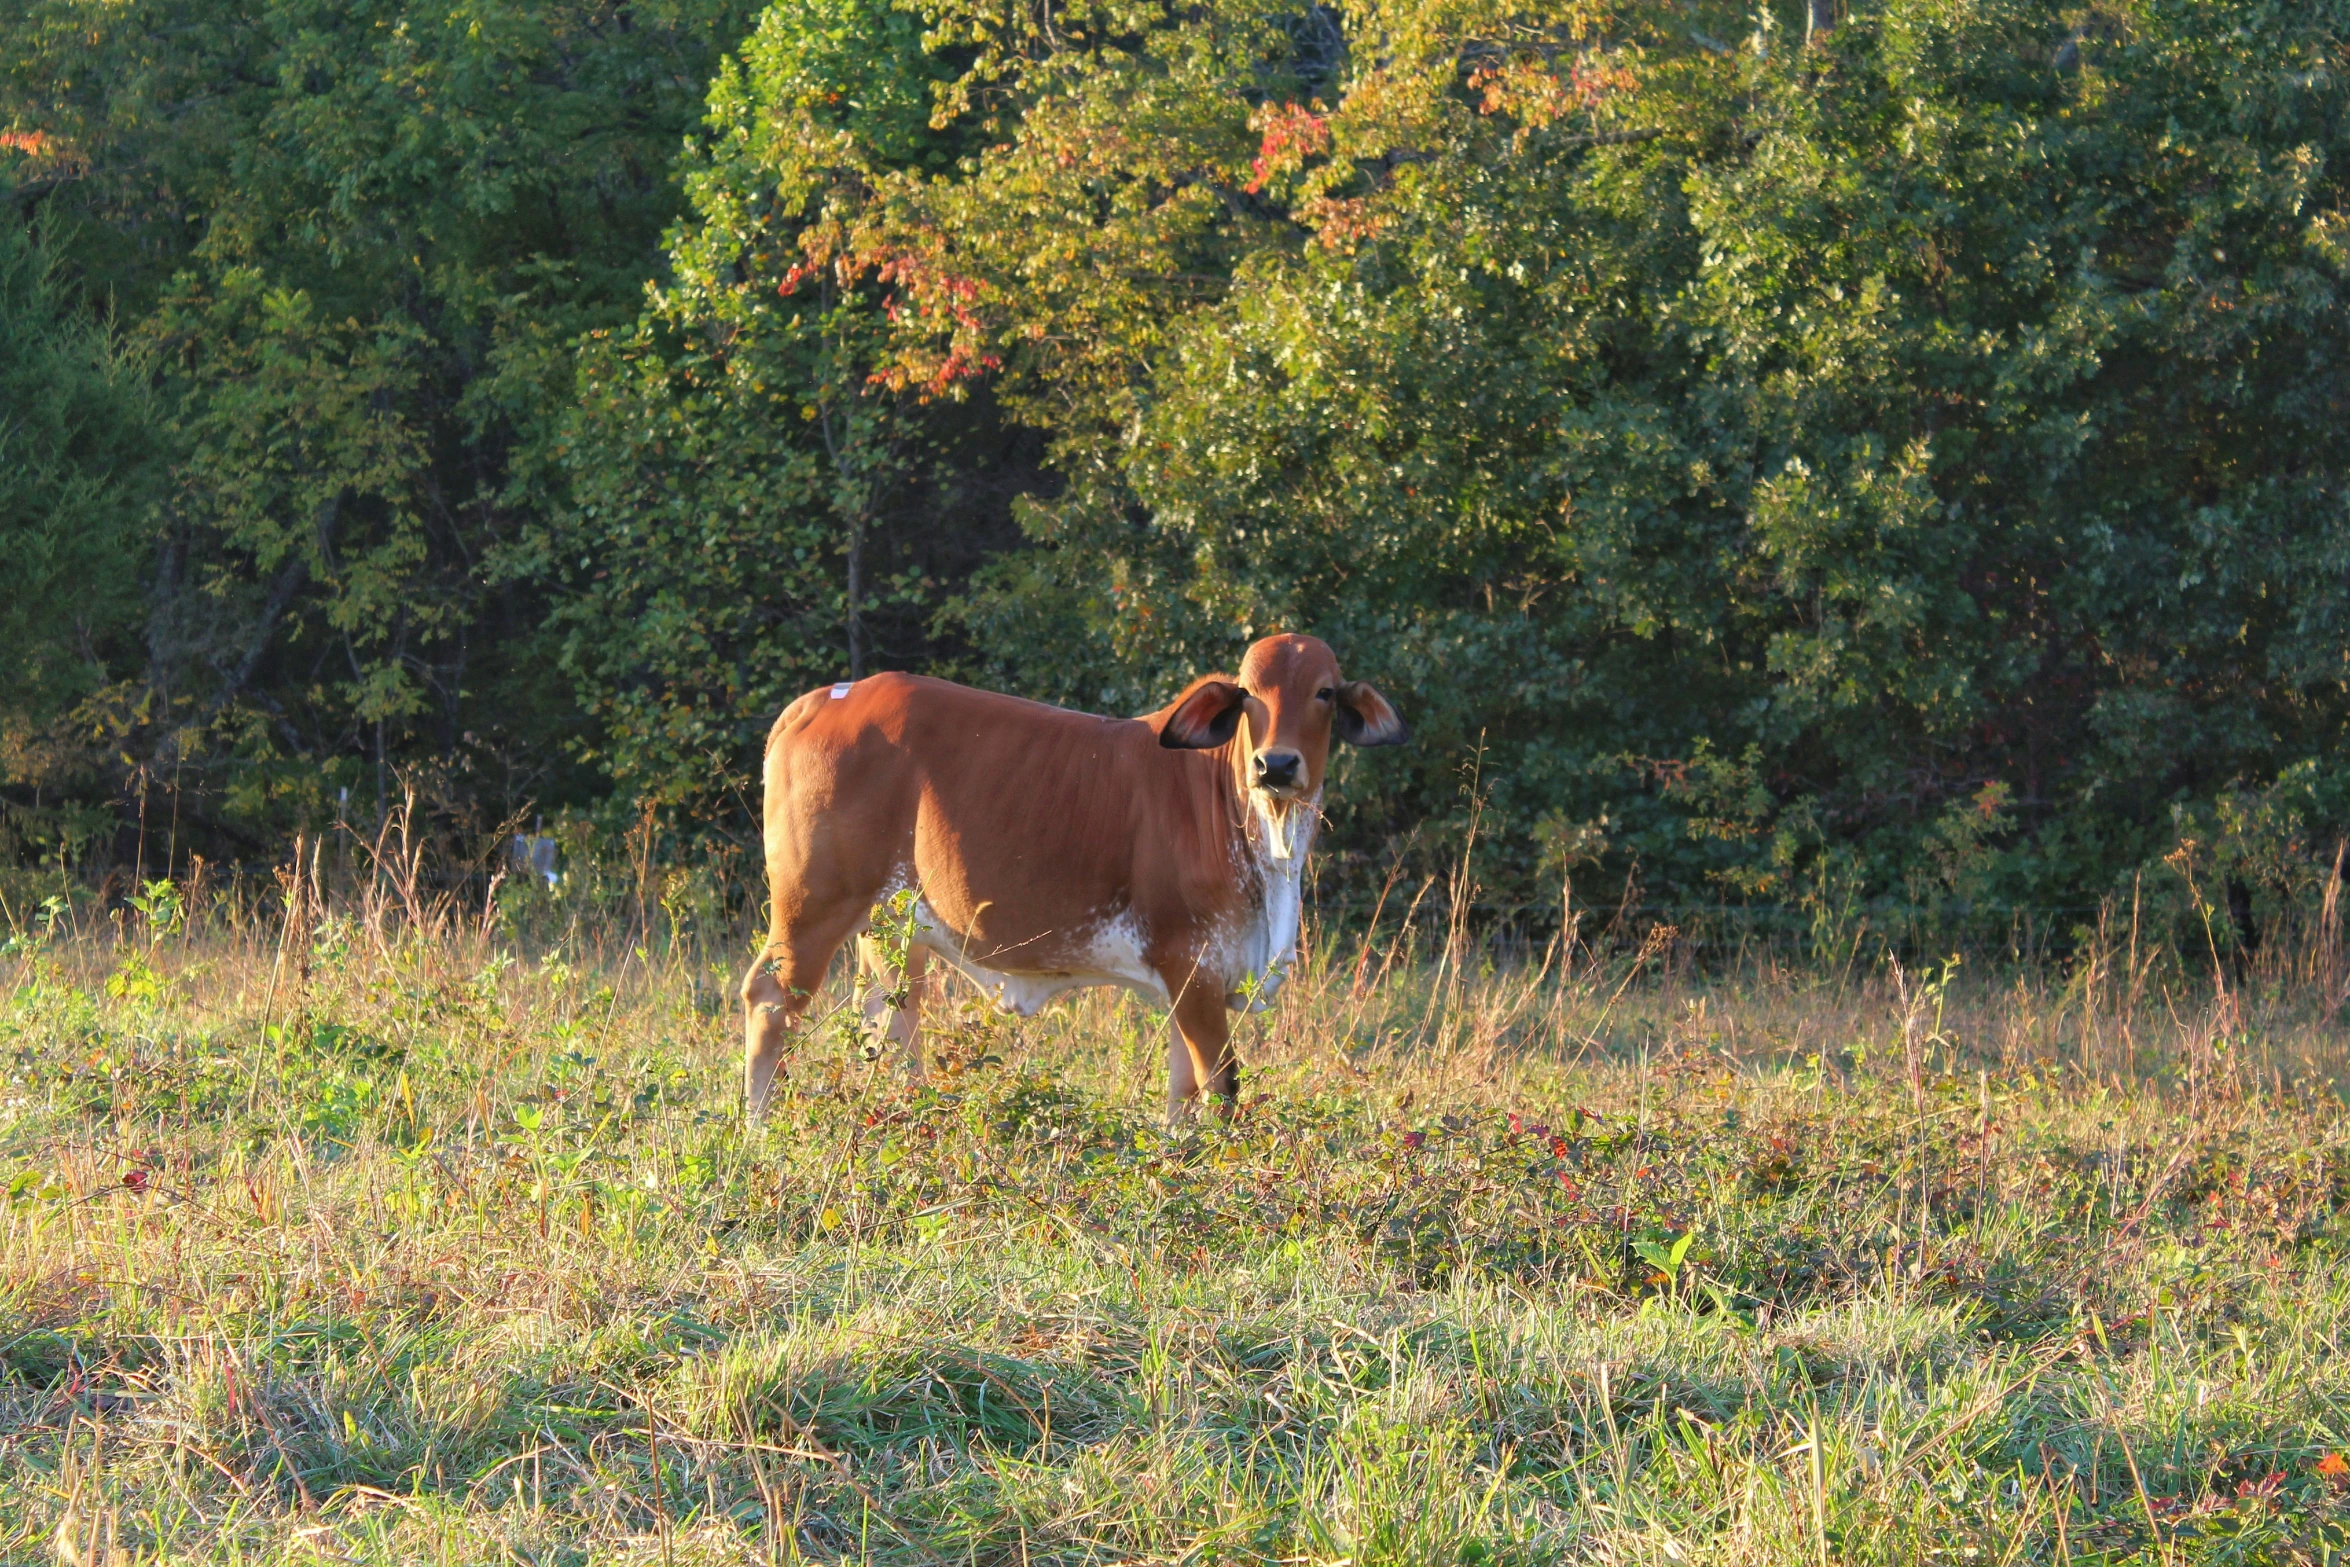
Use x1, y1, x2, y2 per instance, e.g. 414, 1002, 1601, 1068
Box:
1165, 1019, 1199, 1111
856, 936, 932, 1080
740, 911, 859, 1122
1167, 985, 1239, 1121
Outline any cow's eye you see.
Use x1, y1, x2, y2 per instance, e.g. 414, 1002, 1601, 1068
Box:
1316, 687, 1335, 701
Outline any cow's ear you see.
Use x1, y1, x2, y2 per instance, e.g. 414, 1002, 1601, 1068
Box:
1335, 681, 1408, 747
1158, 678, 1248, 749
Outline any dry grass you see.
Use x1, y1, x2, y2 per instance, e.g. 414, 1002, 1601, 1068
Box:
4, 857, 2350, 1564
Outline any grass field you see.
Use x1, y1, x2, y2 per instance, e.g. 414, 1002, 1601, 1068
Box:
6, 867, 2350, 1564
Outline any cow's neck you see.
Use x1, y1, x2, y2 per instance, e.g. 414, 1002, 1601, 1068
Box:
1217, 735, 1316, 1009
1244, 788, 1318, 871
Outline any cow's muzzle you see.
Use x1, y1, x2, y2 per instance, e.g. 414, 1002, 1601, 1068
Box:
1251, 749, 1303, 793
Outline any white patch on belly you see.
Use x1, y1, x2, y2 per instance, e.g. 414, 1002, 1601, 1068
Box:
905, 899, 1169, 1016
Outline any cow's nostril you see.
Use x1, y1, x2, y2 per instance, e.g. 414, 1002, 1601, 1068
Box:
1253, 751, 1301, 787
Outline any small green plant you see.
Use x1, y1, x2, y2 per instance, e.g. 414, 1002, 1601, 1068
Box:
1633, 1228, 1698, 1296
102, 882, 191, 1005
128, 878, 186, 941
867, 888, 923, 987
2, 894, 71, 958
844, 888, 925, 1062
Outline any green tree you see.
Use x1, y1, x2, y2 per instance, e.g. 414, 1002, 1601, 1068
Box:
1, 0, 759, 841
10, 0, 2350, 946
536, 0, 1022, 822
887, 0, 2350, 928
0, 212, 164, 854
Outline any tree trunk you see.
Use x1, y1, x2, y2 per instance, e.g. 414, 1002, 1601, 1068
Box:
1807, 0, 1835, 45
206, 492, 342, 722
846, 513, 866, 680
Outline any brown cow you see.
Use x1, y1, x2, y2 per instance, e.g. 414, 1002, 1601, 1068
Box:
738, 633, 1405, 1119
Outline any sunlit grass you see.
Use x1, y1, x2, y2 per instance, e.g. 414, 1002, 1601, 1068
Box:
5, 878, 2350, 1563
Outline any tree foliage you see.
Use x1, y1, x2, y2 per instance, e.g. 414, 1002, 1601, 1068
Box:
857, 0, 2350, 927
0, 218, 163, 837
1, 0, 758, 839
6, 0, 2350, 942
530, 0, 1024, 820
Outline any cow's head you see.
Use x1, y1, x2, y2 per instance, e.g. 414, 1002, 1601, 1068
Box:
1156, 634, 1406, 811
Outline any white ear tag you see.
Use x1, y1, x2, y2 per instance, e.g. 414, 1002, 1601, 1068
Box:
830, 682, 852, 699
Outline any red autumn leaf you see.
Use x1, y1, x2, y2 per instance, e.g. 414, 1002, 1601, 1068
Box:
1244, 102, 1329, 194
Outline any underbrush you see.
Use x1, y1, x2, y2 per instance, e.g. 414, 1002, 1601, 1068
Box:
4, 891, 2350, 1564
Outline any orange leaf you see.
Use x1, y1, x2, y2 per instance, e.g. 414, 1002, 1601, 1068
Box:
2315, 1451, 2349, 1478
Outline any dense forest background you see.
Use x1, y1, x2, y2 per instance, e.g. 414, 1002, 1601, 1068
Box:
4, 0, 2349, 949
